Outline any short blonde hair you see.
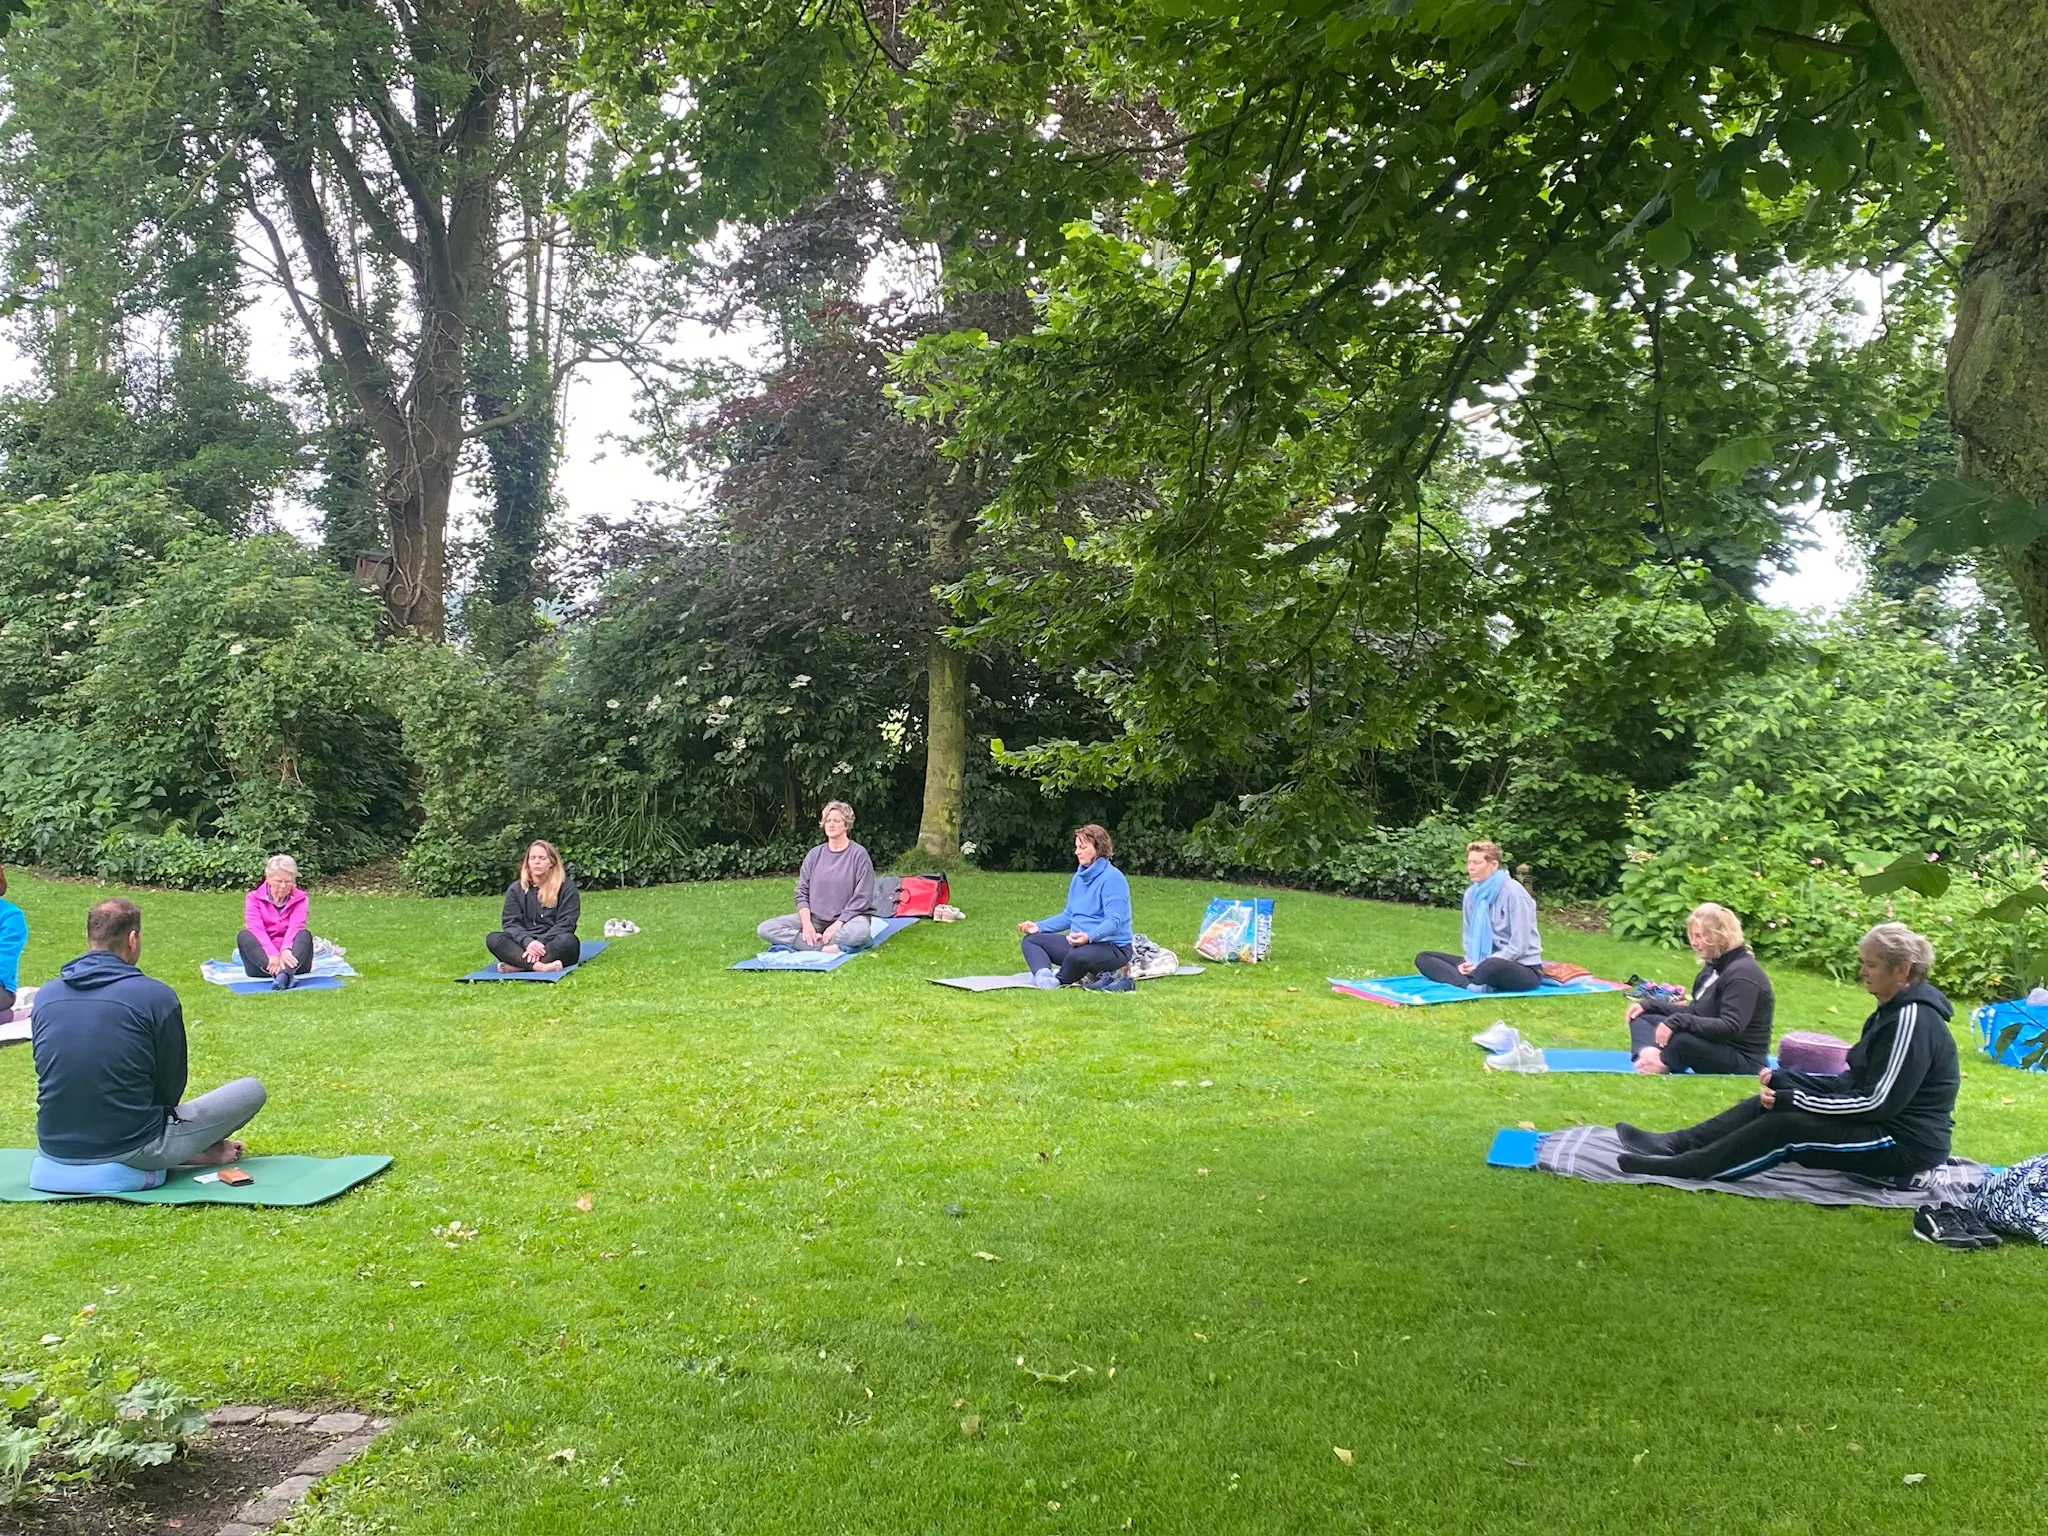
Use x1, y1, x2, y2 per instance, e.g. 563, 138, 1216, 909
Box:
820, 800, 856, 829
1687, 902, 1744, 954
1861, 922, 1935, 984
1466, 840, 1503, 866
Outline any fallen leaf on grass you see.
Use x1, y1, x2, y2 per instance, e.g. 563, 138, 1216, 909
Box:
574, 1193, 594, 1213
1518, 1121, 1537, 1131
960, 1415, 982, 1437
1197, 1168, 1211, 1177
1632, 1449, 1649, 1466
973, 1251, 1000, 1262
1333, 1447, 1354, 1466
1504, 1457, 1531, 1470
1904, 1473, 1926, 1485
549, 1448, 576, 1464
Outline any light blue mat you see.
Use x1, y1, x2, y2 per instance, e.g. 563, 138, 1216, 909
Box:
1332, 972, 1624, 1007
731, 916, 919, 971
1487, 1128, 1543, 1167
202, 953, 357, 987
457, 938, 609, 983
224, 975, 347, 996
1538, 1049, 1636, 1073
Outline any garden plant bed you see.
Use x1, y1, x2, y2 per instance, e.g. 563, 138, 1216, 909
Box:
0, 1410, 385, 1536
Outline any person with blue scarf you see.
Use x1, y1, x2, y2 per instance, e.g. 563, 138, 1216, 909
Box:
1017, 825, 1135, 990
1415, 840, 1543, 992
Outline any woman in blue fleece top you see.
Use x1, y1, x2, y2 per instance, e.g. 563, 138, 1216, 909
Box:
1017, 824, 1134, 989
0, 865, 26, 1014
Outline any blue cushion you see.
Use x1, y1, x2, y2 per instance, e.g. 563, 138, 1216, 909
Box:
29, 1155, 165, 1194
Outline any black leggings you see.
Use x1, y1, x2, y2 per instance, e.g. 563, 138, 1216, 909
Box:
1415, 951, 1542, 993
237, 928, 314, 979
1622, 1096, 1939, 1181
487, 931, 581, 970
1628, 1015, 1766, 1075
1022, 931, 1132, 986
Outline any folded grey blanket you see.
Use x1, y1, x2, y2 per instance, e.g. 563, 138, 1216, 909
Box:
1540, 1124, 1988, 1209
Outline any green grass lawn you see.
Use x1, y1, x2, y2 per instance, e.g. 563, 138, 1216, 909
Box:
2, 869, 2044, 1534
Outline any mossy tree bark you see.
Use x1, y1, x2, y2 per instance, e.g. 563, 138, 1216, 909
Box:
915, 636, 968, 862
1873, 1, 2048, 655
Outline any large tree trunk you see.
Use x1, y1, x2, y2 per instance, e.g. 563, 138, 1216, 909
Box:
1872, 1, 2048, 655
915, 637, 968, 861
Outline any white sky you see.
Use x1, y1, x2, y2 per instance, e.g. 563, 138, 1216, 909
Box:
1, 276, 1865, 617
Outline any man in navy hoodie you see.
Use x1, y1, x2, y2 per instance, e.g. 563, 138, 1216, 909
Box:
31, 899, 264, 1172
1615, 922, 1957, 1181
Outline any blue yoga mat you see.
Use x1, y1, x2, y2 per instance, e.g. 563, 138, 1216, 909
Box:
1331, 973, 1624, 1007
1487, 1128, 1543, 1167
457, 938, 609, 983
224, 975, 347, 996
731, 916, 919, 971
1540, 1049, 1637, 1073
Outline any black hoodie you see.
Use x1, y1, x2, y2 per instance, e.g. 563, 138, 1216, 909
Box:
30, 950, 185, 1162
1766, 980, 1958, 1158
1640, 945, 1774, 1059
500, 876, 580, 948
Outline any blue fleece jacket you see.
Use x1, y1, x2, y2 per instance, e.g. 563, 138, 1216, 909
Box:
30, 950, 186, 1162
1036, 859, 1134, 948
0, 899, 24, 994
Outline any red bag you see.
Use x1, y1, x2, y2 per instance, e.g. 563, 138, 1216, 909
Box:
894, 874, 950, 917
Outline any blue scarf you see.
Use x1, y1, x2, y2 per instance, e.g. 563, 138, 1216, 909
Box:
1462, 869, 1508, 965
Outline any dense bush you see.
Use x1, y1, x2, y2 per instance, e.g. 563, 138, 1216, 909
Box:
1614, 601, 2048, 996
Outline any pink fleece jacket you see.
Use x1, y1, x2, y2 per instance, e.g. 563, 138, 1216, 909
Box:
244, 885, 309, 957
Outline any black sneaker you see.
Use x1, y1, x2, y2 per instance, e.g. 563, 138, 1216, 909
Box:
1913, 1205, 1982, 1250
1956, 1208, 2003, 1249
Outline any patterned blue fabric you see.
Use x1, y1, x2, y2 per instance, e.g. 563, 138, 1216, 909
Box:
1971, 1151, 2048, 1242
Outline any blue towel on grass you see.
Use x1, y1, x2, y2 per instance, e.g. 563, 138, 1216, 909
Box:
1331, 972, 1623, 1007
731, 916, 919, 971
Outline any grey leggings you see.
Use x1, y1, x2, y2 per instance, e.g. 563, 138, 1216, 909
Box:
120, 1078, 267, 1171
757, 913, 876, 951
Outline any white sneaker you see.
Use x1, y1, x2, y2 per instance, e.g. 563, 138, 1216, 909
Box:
1482, 1040, 1549, 1074
1471, 1021, 1520, 1053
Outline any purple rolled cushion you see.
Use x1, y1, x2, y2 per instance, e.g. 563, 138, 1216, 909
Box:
1776, 1031, 1852, 1075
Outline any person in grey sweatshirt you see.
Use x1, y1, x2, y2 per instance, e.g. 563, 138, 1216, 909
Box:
758, 802, 883, 954
1414, 840, 1543, 992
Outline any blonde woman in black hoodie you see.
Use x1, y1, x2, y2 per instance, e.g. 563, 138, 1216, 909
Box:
1616, 923, 1958, 1181
1628, 903, 1774, 1075
486, 841, 582, 973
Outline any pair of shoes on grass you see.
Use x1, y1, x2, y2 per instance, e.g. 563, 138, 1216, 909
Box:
1081, 972, 1135, 993
1913, 1204, 2002, 1250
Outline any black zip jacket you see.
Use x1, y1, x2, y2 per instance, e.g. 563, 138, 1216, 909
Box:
1639, 945, 1774, 1058
1766, 980, 1958, 1157
501, 878, 580, 948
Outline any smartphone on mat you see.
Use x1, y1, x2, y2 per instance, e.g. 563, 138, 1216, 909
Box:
218, 1168, 254, 1186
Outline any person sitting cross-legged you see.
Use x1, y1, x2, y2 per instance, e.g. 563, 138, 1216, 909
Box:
1628, 902, 1774, 1076
32, 898, 265, 1178
1615, 922, 1957, 1182
237, 853, 314, 989
1017, 824, 1134, 989
487, 841, 582, 973
1415, 841, 1543, 993
757, 801, 881, 955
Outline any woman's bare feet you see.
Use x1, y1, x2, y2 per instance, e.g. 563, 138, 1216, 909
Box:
183, 1138, 246, 1167
497, 961, 522, 973
820, 945, 842, 957
534, 959, 564, 973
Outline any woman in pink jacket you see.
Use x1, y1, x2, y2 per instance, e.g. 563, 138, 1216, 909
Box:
238, 855, 313, 989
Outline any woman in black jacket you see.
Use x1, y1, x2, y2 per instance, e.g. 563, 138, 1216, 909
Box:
1629, 902, 1773, 1075
487, 841, 582, 972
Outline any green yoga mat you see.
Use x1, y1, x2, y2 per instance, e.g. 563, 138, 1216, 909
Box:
0, 1150, 392, 1206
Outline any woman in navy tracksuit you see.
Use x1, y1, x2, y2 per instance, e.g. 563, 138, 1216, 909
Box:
1616, 923, 1957, 1181
1017, 825, 1133, 989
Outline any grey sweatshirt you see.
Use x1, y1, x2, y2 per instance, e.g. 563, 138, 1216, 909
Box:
1486, 878, 1543, 965
794, 841, 878, 926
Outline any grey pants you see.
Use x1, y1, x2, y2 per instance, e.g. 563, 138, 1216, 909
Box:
120, 1077, 267, 1171
757, 913, 875, 951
